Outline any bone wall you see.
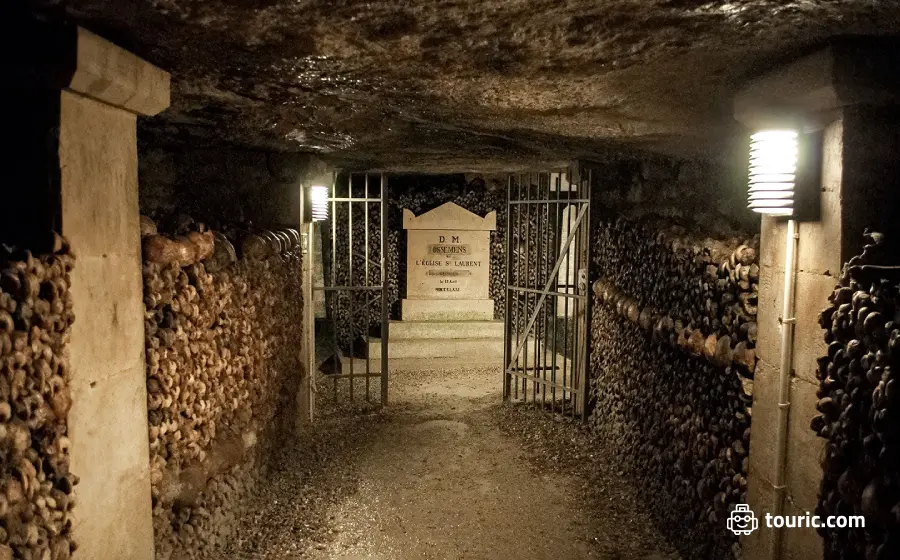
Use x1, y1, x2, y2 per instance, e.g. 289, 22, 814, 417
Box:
0, 241, 77, 560
141, 227, 303, 560
812, 233, 900, 559
138, 139, 312, 559
589, 211, 758, 559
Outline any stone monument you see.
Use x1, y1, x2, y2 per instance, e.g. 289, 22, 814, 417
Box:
356, 202, 505, 372
402, 202, 496, 320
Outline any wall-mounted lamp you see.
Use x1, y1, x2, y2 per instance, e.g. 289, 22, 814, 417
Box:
309, 185, 329, 222
748, 129, 799, 216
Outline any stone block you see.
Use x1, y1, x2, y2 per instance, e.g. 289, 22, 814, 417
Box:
782, 502, 825, 560
743, 476, 777, 560
406, 228, 491, 299
403, 202, 497, 231
791, 272, 836, 384
368, 337, 505, 359
404, 203, 495, 301
402, 298, 494, 321
69, 365, 153, 560
755, 265, 783, 366
748, 358, 779, 486
69, 28, 170, 116
389, 320, 504, 340
60, 91, 140, 260
68, 254, 145, 385
759, 216, 787, 270
340, 355, 501, 374
734, 42, 900, 129
756, 269, 834, 386
786, 378, 825, 512
795, 195, 843, 277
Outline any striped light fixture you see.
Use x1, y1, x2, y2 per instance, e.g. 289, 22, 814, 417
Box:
748, 129, 798, 216
310, 185, 329, 221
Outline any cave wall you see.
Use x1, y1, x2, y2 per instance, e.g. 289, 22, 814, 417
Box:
587, 154, 759, 560
138, 146, 330, 229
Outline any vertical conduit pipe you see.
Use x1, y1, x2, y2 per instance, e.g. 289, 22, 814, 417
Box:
772, 218, 799, 557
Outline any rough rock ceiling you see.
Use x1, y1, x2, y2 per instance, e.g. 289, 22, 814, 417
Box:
37, 0, 900, 170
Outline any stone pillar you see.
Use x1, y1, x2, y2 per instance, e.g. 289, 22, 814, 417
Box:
13, 19, 170, 559
735, 41, 900, 560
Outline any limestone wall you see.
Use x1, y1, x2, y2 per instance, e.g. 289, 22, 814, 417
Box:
54, 27, 171, 556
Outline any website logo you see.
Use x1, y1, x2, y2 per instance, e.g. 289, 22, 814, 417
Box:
728, 504, 759, 536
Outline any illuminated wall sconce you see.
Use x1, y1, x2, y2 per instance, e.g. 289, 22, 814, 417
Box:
748, 129, 799, 216
309, 185, 329, 222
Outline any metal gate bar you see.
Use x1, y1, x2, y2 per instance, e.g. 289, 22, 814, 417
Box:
315, 172, 389, 405
503, 167, 592, 419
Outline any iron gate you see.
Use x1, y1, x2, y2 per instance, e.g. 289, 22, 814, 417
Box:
503, 167, 592, 419
315, 172, 389, 405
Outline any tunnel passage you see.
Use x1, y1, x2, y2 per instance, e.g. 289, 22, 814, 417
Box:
135, 157, 764, 560
7, 5, 900, 560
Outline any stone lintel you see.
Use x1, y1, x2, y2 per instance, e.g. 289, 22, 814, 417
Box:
734, 38, 900, 128
68, 27, 170, 116
403, 202, 497, 231
10, 17, 170, 116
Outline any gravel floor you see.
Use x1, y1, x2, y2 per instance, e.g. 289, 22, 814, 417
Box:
228, 367, 677, 559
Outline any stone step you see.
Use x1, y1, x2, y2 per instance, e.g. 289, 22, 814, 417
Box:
389, 320, 504, 340
337, 349, 571, 375
367, 337, 505, 359
402, 298, 494, 321
340, 356, 501, 374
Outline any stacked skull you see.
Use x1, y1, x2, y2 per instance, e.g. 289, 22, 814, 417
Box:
0, 236, 78, 560
590, 216, 757, 560
141, 218, 302, 559
812, 231, 900, 560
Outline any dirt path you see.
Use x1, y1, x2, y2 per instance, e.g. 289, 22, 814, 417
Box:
230, 368, 676, 560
